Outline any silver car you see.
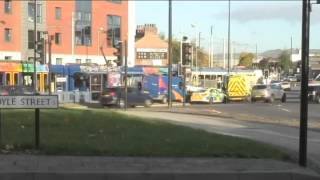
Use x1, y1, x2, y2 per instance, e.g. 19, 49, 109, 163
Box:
251, 84, 286, 103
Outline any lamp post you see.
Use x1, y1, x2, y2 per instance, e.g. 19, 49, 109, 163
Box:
299, 0, 317, 167
33, 0, 37, 93
168, 0, 173, 109
97, 27, 104, 56
191, 24, 198, 71
224, 0, 231, 104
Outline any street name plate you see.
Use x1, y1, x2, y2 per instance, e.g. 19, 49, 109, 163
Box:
0, 96, 58, 109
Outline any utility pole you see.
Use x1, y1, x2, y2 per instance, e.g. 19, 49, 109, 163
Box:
299, 0, 311, 167
33, 0, 37, 93
225, 0, 231, 104
168, 0, 172, 108
48, 35, 53, 95
197, 32, 201, 69
124, 40, 128, 111
291, 36, 293, 63
255, 43, 258, 64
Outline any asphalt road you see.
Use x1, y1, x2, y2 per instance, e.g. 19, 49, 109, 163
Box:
142, 89, 320, 128
124, 110, 320, 171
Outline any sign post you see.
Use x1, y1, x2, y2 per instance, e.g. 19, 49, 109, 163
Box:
0, 95, 58, 149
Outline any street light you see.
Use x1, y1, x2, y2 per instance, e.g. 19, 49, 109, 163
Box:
299, 0, 319, 167
97, 27, 105, 56
191, 24, 198, 71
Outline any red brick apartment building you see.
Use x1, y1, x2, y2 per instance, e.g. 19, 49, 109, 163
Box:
0, 0, 134, 65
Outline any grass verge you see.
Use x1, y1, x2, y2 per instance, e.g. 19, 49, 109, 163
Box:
0, 108, 290, 160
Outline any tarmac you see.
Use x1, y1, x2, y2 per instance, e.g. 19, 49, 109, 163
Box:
0, 155, 319, 180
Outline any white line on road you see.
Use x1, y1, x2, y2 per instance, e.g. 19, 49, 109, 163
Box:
280, 108, 291, 112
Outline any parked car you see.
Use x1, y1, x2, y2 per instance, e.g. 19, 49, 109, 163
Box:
190, 88, 226, 104
287, 76, 297, 82
308, 85, 320, 104
251, 84, 286, 103
280, 81, 291, 91
100, 87, 153, 107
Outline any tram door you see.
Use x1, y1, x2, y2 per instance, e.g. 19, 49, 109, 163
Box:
37, 73, 48, 93
5, 72, 19, 86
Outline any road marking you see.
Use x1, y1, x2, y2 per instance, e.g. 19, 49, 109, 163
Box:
280, 108, 291, 112
211, 109, 222, 114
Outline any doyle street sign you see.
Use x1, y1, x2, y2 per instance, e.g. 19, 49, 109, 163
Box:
0, 96, 58, 109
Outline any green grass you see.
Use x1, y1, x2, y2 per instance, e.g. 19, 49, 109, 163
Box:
0, 108, 289, 160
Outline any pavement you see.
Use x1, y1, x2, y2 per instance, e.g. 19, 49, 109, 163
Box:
0, 155, 319, 180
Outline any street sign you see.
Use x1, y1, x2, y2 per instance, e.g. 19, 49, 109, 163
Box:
0, 95, 58, 109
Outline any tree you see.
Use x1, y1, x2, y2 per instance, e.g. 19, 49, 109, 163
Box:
238, 52, 254, 68
278, 51, 292, 74
159, 32, 166, 40
172, 39, 181, 64
198, 47, 209, 67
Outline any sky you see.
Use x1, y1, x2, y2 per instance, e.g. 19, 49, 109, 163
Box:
135, 0, 320, 53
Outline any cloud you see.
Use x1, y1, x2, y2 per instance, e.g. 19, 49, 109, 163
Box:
215, 3, 320, 25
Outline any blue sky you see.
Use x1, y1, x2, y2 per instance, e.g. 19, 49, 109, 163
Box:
135, 1, 320, 53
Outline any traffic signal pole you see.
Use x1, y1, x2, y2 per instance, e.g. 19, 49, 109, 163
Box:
124, 40, 128, 111
168, 0, 172, 109
33, 0, 37, 93
299, 0, 311, 167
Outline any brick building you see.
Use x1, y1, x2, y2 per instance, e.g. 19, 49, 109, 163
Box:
135, 24, 168, 66
0, 0, 135, 66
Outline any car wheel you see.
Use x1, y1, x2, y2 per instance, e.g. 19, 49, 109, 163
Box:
144, 99, 152, 107
161, 96, 168, 104
281, 94, 287, 103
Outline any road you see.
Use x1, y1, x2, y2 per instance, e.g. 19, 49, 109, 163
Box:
124, 110, 320, 171
139, 89, 320, 129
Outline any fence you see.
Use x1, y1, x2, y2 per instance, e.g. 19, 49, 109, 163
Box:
55, 91, 93, 104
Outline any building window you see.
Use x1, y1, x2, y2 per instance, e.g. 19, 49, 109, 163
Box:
107, 15, 121, 47
75, 1, 92, 46
108, 0, 121, 4
56, 58, 62, 65
36, 4, 42, 23
28, 30, 34, 49
75, 25, 91, 46
4, 56, 12, 60
55, 7, 61, 20
76, 59, 81, 64
4, 0, 12, 14
55, 32, 61, 45
86, 59, 91, 64
28, 3, 42, 23
4, 28, 12, 42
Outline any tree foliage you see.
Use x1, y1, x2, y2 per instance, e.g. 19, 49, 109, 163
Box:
279, 51, 292, 73
238, 52, 254, 68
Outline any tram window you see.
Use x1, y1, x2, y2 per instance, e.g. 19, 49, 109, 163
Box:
0, 74, 3, 85
14, 73, 18, 85
6, 73, 10, 85
44, 74, 48, 91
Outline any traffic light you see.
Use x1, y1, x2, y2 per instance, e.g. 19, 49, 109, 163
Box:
36, 38, 45, 64
264, 70, 269, 79
113, 41, 123, 66
182, 42, 192, 66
